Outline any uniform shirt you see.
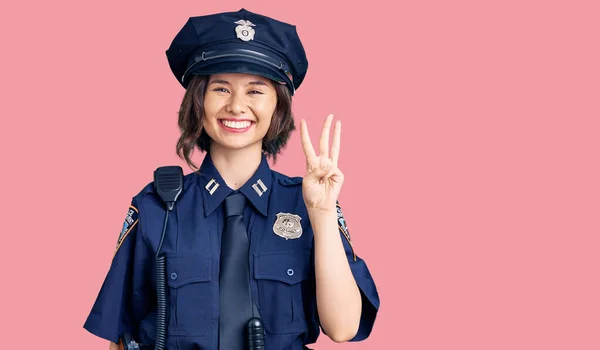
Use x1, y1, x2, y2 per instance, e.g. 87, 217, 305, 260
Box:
84, 153, 379, 349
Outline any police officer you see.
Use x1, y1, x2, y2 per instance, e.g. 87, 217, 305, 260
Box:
84, 8, 379, 350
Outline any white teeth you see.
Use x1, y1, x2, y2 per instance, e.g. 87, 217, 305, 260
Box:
222, 120, 251, 129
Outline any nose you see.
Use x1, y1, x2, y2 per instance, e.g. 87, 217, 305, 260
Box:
226, 91, 248, 115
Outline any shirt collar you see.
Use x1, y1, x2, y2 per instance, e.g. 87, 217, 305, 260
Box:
238, 153, 272, 216
197, 152, 273, 217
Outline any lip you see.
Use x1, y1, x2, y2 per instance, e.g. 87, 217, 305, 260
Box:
217, 119, 255, 133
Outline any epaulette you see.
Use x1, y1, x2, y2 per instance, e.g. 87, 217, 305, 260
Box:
277, 175, 303, 186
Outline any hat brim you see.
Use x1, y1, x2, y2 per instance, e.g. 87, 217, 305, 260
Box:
183, 58, 294, 95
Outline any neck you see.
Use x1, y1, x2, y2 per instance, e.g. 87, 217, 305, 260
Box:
209, 142, 263, 190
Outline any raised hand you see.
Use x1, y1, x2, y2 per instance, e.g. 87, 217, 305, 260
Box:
300, 114, 344, 212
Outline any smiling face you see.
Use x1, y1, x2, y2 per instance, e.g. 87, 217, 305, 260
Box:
175, 74, 295, 171
202, 73, 278, 152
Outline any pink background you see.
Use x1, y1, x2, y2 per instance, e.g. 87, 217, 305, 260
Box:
2, 0, 599, 349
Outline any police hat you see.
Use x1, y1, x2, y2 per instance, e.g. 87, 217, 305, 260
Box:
165, 8, 308, 95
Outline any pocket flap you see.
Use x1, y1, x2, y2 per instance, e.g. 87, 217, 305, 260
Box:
254, 250, 311, 285
166, 254, 213, 288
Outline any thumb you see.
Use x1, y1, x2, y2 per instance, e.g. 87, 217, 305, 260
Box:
306, 162, 332, 181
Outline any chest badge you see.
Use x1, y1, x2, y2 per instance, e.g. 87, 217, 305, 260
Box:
273, 213, 303, 240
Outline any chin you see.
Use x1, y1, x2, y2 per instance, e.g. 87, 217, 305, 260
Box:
214, 138, 263, 152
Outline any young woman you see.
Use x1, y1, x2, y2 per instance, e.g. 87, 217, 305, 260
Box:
84, 9, 379, 350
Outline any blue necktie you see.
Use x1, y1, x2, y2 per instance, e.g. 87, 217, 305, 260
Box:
219, 192, 253, 349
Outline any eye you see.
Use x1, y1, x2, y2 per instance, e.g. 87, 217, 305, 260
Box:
248, 90, 264, 95
212, 87, 229, 93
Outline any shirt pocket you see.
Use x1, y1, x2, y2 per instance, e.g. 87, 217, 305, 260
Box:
254, 249, 311, 334
166, 253, 216, 336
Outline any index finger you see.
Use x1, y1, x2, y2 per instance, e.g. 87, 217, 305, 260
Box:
300, 119, 317, 162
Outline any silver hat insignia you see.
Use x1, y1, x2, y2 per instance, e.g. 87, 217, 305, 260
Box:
273, 213, 303, 240
234, 20, 256, 42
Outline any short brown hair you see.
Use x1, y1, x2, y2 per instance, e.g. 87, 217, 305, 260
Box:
176, 75, 295, 171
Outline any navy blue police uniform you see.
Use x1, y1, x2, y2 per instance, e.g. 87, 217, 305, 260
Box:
84, 8, 379, 350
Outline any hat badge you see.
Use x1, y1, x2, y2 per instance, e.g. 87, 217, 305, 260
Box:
234, 19, 256, 42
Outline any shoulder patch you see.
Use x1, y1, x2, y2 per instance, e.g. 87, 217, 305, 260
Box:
336, 202, 356, 261
115, 205, 139, 255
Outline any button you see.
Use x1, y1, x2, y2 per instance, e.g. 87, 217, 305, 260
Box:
170, 272, 178, 280
287, 269, 294, 276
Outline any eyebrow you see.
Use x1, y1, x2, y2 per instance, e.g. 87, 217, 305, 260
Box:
208, 79, 268, 87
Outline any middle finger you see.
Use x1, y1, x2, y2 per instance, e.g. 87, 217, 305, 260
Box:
319, 114, 334, 158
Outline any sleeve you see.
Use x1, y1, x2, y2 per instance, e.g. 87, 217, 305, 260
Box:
83, 199, 153, 343
336, 201, 380, 341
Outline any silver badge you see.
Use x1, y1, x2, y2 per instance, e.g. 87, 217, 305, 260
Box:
234, 19, 256, 42
273, 213, 302, 240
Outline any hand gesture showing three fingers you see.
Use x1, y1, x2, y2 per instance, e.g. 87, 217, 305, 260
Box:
300, 114, 344, 212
